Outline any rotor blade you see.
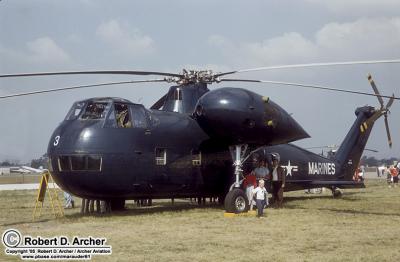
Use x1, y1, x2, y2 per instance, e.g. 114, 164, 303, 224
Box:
220, 79, 400, 100
215, 59, 400, 78
305, 145, 337, 150
0, 70, 182, 78
367, 74, 384, 108
0, 79, 166, 100
386, 94, 395, 110
150, 93, 168, 109
384, 115, 392, 148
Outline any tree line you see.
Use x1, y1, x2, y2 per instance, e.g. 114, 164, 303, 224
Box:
360, 155, 398, 167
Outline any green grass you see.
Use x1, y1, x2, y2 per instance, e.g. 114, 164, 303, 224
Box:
1, 180, 399, 262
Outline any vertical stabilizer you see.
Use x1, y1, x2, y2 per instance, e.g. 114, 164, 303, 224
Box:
334, 106, 376, 179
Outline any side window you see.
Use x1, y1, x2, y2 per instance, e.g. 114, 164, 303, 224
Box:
104, 107, 117, 128
192, 150, 201, 166
130, 106, 148, 128
155, 148, 167, 166
115, 103, 132, 128
57, 155, 102, 172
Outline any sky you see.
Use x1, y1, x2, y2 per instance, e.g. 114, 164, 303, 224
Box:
0, 0, 400, 163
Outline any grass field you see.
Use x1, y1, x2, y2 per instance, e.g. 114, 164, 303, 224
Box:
0, 174, 40, 184
1, 180, 399, 262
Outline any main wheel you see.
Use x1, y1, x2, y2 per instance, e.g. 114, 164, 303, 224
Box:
224, 188, 249, 213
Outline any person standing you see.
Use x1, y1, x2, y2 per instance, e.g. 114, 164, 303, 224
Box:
64, 191, 74, 208
252, 160, 270, 180
270, 154, 286, 208
243, 172, 257, 209
389, 165, 399, 188
251, 179, 268, 218
397, 161, 400, 174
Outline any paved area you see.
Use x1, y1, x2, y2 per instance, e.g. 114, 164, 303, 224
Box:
0, 183, 58, 191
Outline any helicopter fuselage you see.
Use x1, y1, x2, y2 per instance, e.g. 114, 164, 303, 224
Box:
47, 95, 364, 201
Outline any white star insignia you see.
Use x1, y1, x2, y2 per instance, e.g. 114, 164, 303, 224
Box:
282, 160, 298, 176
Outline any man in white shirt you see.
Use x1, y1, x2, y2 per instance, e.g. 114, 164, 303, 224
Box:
251, 179, 268, 218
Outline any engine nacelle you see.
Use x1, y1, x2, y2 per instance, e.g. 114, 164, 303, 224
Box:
194, 87, 309, 145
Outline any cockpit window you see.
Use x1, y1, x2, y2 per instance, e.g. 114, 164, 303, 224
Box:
65, 101, 86, 120
81, 102, 109, 120
115, 103, 132, 128
130, 105, 148, 128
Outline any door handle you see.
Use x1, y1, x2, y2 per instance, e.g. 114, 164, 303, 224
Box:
135, 150, 142, 155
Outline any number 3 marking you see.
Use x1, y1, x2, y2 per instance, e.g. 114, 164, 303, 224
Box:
53, 135, 60, 146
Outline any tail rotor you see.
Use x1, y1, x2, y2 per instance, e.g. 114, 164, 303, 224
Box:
366, 74, 395, 148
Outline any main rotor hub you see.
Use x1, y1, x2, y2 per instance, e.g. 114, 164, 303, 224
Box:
164, 69, 221, 85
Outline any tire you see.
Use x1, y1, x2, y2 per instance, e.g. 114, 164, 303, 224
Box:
110, 199, 125, 211
224, 188, 249, 213
332, 190, 342, 198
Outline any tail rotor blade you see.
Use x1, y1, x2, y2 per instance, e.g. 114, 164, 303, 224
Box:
367, 74, 384, 108
384, 115, 392, 148
386, 94, 395, 110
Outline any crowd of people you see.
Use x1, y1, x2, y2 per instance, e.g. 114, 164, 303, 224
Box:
355, 162, 399, 187
384, 162, 399, 187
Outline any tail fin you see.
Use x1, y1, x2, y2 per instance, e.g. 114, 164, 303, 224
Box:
335, 74, 395, 180
334, 106, 377, 179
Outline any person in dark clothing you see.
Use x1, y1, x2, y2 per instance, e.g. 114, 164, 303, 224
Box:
270, 154, 286, 208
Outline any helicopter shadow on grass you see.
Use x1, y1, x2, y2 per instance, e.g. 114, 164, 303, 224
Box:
283, 195, 400, 217
64, 201, 223, 219
284, 206, 400, 217
2, 218, 54, 227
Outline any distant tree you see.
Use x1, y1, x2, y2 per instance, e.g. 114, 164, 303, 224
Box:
0, 159, 20, 166
360, 155, 399, 167
30, 154, 49, 169
381, 157, 398, 166
360, 156, 379, 166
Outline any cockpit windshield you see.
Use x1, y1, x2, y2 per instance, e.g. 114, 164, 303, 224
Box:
65, 101, 86, 120
81, 102, 110, 120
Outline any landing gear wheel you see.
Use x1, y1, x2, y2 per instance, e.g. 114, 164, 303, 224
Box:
110, 199, 126, 211
331, 187, 342, 198
224, 188, 249, 213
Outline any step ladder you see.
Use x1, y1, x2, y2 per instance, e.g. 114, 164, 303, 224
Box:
32, 170, 64, 221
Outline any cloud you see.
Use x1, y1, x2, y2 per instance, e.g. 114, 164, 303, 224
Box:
0, 37, 71, 72
316, 17, 400, 58
304, 0, 400, 13
26, 37, 71, 64
96, 19, 155, 57
208, 17, 400, 67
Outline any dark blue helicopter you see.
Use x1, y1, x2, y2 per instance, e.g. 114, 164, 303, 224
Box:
1, 61, 398, 213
